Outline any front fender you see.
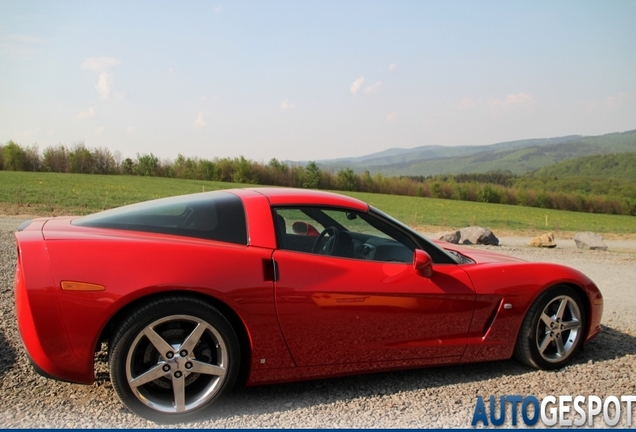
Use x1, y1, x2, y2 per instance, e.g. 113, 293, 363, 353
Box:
459, 262, 602, 363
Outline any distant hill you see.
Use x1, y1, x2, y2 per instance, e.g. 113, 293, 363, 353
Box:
531, 152, 636, 181
315, 129, 636, 176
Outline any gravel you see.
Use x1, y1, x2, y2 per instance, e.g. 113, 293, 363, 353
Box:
1, 216, 635, 428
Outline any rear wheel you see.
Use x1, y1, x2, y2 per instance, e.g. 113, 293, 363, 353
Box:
109, 296, 239, 423
514, 286, 586, 370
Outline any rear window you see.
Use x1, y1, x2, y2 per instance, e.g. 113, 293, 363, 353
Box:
73, 191, 247, 245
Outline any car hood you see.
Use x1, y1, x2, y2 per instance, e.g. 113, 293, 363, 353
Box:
434, 241, 526, 264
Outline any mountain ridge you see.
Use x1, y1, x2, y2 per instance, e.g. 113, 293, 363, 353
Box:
311, 130, 636, 176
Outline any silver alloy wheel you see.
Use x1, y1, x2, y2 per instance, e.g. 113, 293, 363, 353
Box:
535, 295, 582, 363
125, 314, 228, 414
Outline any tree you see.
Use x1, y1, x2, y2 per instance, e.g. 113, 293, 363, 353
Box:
43, 145, 68, 172
172, 154, 192, 179
121, 158, 135, 175
337, 167, 358, 191
2, 141, 26, 171
68, 143, 95, 174
197, 159, 216, 181
135, 153, 160, 176
232, 156, 255, 184
23, 145, 41, 171
478, 184, 502, 204
361, 170, 375, 192
302, 161, 322, 189
268, 158, 288, 173
91, 147, 117, 174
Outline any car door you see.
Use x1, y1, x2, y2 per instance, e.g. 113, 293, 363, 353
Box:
272, 207, 476, 367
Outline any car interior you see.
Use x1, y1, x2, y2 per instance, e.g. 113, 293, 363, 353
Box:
273, 207, 415, 263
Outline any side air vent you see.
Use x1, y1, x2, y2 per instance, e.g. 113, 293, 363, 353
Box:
483, 299, 504, 337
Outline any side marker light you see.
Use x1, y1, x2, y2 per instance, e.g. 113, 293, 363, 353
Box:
61, 281, 106, 291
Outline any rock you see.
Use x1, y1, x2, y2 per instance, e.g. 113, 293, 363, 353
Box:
529, 232, 557, 248
459, 226, 499, 246
573, 232, 608, 250
436, 230, 461, 244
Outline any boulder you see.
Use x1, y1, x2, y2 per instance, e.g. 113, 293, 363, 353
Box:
436, 230, 461, 244
529, 232, 557, 248
573, 232, 608, 251
459, 226, 499, 246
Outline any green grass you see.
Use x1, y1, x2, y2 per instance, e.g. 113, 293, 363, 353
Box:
342, 191, 636, 234
0, 171, 245, 214
1, 171, 635, 234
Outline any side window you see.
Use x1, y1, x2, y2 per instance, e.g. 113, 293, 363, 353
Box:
273, 207, 415, 263
74, 192, 248, 244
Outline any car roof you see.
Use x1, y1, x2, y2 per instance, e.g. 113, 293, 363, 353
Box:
230, 187, 369, 211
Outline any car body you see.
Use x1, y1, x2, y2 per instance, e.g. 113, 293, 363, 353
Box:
14, 187, 603, 422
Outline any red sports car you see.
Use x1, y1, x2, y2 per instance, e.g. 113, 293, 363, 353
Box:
14, 188, 603, 422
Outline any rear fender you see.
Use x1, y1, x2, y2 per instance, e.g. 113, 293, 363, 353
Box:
15, 223, 92, 384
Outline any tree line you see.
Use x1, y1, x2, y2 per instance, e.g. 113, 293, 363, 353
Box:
1, 140, 635, 216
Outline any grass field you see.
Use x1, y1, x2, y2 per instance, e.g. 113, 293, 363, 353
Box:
1, 171, 635, 234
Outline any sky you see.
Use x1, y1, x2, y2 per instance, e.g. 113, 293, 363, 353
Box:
1, 1, 635, 163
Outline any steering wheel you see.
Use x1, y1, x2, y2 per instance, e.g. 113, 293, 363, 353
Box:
312, 227, 339, 255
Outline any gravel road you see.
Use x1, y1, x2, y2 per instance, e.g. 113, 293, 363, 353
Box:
1, 216, 635, 428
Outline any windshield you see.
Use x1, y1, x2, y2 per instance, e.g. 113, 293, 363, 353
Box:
368, 206, 459, 264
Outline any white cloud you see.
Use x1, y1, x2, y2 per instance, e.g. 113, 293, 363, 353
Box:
95, 126, 105, 134
214, 5, 223, 13
364, 81, 381, 95
386, 111, 398, 123
389, 63, 397, 71
77, 107, 96, 120
126, 126, 134, 132
96, 72, 115, 99
457, 98, 479, 110
280, 99, 295, 110
81, 56, 125, 100
351, 77, 381, 96
350, 76, 365, 95
193, 112, 207, 128
81, 56, 121, 72
503, 92, 533, 106
490, 92, 533, 107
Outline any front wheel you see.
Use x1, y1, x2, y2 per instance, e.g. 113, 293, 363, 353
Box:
109, 296, 240, 423
514, 286, 586, 370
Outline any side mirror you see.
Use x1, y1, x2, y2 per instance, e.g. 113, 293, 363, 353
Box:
413, 249, 433, 278
292, 221, 320, 236
292, 221, 308, 234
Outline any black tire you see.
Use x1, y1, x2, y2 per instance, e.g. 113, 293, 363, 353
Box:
109, 295, 240, 423
514, 285, 586, 370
